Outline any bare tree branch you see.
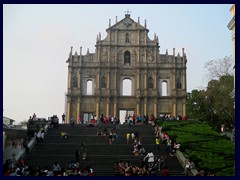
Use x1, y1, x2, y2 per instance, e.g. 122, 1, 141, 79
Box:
204, 56, 233, 81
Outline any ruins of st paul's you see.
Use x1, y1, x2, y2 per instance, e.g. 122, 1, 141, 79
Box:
65, 13, 187, 123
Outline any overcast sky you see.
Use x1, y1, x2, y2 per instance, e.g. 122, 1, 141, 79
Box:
3, 4, 233, 123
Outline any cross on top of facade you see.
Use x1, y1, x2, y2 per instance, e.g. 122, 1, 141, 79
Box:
125, 9, 131, 15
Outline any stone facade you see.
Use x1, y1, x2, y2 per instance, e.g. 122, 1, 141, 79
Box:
66, 14, 187, 123
228, 5, 235, 101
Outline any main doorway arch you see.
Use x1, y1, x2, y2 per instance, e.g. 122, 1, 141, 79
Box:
119, 109, 134, 124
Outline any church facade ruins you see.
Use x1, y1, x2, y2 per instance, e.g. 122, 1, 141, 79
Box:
66, 13, 187, 123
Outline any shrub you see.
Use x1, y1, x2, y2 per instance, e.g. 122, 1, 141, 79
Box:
161, 120, 235, 176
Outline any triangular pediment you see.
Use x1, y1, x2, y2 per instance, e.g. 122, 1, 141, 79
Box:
107, 15, 147, 31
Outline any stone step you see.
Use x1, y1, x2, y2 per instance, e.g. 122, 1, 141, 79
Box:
23, 124, 184, 176
56, 124, 154, 129
46, 128, 154, 136
30, 143, 168, 155
24, 154, 182, 171
43, 135, 156, 144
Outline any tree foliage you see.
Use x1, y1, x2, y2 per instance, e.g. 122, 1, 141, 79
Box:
187, 56, 234, 129
187, 76, 234, 129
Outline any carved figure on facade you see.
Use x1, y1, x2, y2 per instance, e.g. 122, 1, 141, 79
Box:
72, 73, 78, 88
176, 78, 181, 89
101, 77, 106, 88
147, 77, 153, 89
177, 70, 181, 77
147, 48, 153, 62
140, 48, 144, 62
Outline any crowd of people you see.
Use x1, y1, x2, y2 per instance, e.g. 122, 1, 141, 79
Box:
5, 112, 207, 176
3, 158, 94, 176
112, 121, 176, 176
113, 156, 170, 176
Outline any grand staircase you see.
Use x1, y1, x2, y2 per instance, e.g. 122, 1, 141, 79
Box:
23, 124, 184, 176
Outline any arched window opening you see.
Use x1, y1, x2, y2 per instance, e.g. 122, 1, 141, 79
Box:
147, 77, 153, 89
125, 33, 130, 43
123, 79, 132, 96
124, 51, 131, 65
87, 80, 93, 95
162, 81, 168, 96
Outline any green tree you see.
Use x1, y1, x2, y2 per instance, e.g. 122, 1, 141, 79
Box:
187, 75, 234, 129
205, 75, 234, 128
187, 56, 234, 130
186, 89, 210, 121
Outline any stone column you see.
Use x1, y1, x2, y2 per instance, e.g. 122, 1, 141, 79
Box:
76, 100, 80, 121
106, 99, 110, 117
107, 70, 110, 89
67, 102, 71, 124
144, 72, 147, 90
154, 102, 157, 117
173, 71, 176, 90
68, 69, 72, 89
97, 46, 99, 62
138, 30, 140, 45
136, 72, 140, 90
96, 70, 100, 90
78, 70, 81, 94
137, 30, 140, 62
113, 98, 118, 117
154, 72, 157, 90
173, 103, 176, 117
113, 70, 117, 96
144, 47, 147, 62
182, 103, 186, 116
182, 71, 185, 90
144, 98, 148, 115
107, 32, 111, 62
114, 30, 118, 63
96, 98, 100, 118
145, 31, 147, 45
136, 99, 140, 116
154, 46, 157, 63
108, 46, 111, 62
115, 30, 118, 45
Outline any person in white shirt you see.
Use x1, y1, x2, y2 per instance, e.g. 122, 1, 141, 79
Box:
144, 150, 154, 168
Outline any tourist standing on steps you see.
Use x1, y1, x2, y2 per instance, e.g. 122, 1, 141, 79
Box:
143, 150, 154, 168
126, 132, 130, 144
155, 137, 160, 152
81, 142, 87, 160
70, 118, 75, 128
32, 113, 37, 120
62, 113, 65, 124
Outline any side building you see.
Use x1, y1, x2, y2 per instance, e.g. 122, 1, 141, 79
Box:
66, 14, 187, 123
228, 5, 235, 103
